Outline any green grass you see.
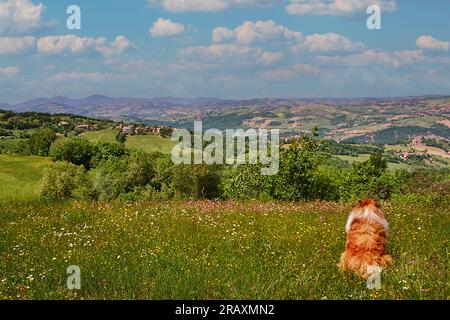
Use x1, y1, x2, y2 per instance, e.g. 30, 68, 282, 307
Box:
81, 129, 118, 144
125, 134, 177, 154
0, 199, 447, 300
336, 154, 413, 171
337, 154, 371, 163
0, 138, 24, 149
81, 129, 176, 154
0, 155, 51, 201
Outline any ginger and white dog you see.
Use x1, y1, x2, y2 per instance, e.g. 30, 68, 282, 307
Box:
339, 199, 392, 279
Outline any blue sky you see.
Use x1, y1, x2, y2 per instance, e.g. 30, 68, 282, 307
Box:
0, 0, 450, 103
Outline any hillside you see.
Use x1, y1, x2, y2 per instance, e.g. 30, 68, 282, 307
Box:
2, 96, 449, 146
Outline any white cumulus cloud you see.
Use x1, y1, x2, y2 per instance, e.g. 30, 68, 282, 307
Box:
0, 0, 45, 35
180, 43, 282, 65
286, 0, 397, 16
213, 20, 302, 45
0, 36, 35, 55
150, 18, 185, 38
96, 36, 136, 58
37, 35, 135, 57
292, 33, 365, 52
150, 0, 277, 12
416, 35, 449, 52
319, 49, 424, 68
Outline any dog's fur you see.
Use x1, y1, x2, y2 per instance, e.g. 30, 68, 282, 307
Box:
339, 199, 392, 279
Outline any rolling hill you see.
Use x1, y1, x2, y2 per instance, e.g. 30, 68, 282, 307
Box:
2, 95, 449, 145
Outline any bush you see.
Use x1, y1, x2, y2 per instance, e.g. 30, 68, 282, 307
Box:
91, 150, 157, 200
309, 167, 341, 201
49, 137, 94, 169
90, 142, 128, 168
222, 165, 271, 200
90, 157, 128, 201
172, 164, 221, 199
28, 129, 57, 156
338, 152, 393, 201
38, 162, 91, 200
270, 131, 330, 201
126, 151, 155, 188
150, 154, 174, 193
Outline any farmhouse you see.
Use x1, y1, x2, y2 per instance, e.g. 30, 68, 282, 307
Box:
122, 126, 135, 134
75, 124, 91, 131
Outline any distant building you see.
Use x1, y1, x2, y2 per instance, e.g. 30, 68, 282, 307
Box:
75, 124, 91, 131
122, 126, 135, 134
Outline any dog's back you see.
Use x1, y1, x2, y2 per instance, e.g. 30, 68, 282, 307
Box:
339, 199, 392, 279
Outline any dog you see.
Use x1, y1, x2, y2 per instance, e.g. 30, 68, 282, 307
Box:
339, 199, 392, 279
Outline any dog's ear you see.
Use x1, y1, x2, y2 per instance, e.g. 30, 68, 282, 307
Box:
372, 199, 382, 208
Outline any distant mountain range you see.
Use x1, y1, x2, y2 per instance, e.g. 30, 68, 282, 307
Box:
2, 95, 232, 118
2, 94, 450, 122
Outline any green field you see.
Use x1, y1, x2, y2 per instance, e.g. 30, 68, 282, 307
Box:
126, 134, 177, 154
81, 129, 118, 144
82, 129, 176, 154
336, 154, 411, 170
0, 155, 51, 200
0, 199, 447, 300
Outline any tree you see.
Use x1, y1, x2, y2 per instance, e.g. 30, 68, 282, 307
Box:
49, 137, 94, 169
270, 131, 330, 201
28, 129, 57, 156
116, 131, 127, 144
338, 152, 390, 201
126, 151, 155, 188
90, 142, 128, 168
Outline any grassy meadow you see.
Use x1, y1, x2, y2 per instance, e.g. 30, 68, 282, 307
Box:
0, 155, 51, 200
82, 129, 176, 154
0, 199, 448, 300
0, 136, 448, 300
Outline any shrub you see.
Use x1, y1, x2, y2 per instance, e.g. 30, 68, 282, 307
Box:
38, 161, 91, 200
91, 157, 128, 201
150, 154, 174, 193
91, 150, 157, 200
90, 142, 128, 168
222, 165, 270, 200
338, 152, 392, 201
126, 151, 155, 188
172, 164, 221, 199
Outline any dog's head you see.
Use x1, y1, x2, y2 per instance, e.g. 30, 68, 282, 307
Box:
345, 198, 388, 233
355, 199, 381, 210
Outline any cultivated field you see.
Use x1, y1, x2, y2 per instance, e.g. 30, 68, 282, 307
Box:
0, 198, 448, 300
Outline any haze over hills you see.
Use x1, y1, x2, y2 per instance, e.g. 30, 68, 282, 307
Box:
1, 95, 449, 144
